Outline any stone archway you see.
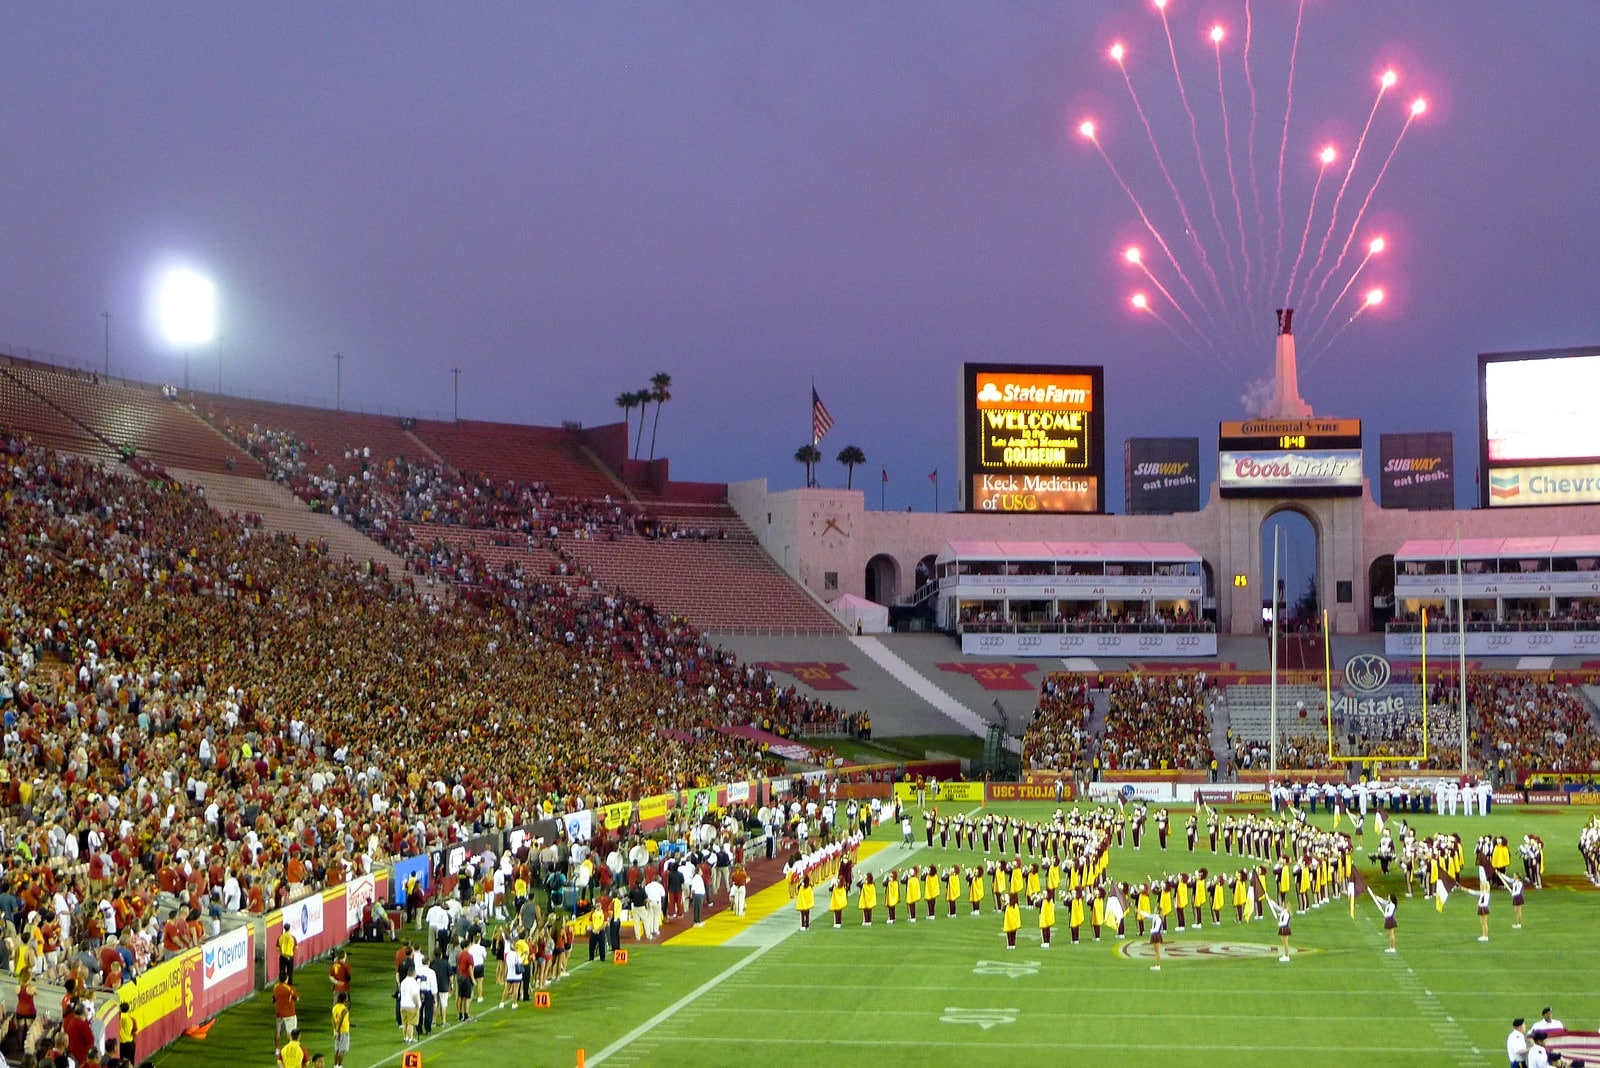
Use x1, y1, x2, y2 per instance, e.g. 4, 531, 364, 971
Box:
1368, 554, 1395, 630
865, 553, 902, 605
1260, 506, 1321, 631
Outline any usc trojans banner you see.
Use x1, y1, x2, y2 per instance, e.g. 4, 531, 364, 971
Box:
119, 925, 255, 1060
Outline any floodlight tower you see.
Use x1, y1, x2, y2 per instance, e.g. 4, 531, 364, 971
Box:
157, 267, 217, 391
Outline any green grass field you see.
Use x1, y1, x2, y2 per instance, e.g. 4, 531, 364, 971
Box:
152, 802, 1600, 1068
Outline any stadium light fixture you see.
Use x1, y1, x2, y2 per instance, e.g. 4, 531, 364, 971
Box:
156, 266, 217, 390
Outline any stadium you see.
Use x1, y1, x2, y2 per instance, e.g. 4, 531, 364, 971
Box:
2, 325, 1600, 1068
5, 5, 1600, 1068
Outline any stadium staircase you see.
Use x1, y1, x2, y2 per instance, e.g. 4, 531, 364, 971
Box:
848, 635, 1020, 751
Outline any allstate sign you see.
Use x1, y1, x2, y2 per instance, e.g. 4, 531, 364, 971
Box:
1343, 654, 1391, 694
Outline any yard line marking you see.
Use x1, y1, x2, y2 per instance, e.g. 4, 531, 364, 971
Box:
587, 816, 981, 1066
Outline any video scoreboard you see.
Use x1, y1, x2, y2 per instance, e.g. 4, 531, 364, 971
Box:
1218, 417, 1363, 498
960, 363, 1105, 513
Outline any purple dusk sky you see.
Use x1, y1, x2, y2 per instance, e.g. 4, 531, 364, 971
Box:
1, 2, 1595, 511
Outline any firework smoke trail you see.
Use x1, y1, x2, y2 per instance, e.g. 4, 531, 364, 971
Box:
1307, 288, 1383, 368
1298, 70, 1395, 307
1111, 43, 1227, 332
1211, 25, 1254, 306
1242, 0, 1267, 292
1284, 146, 1335, 307
1124, 246, 1217, 359
1080, 121, 1210, 321
1306, 99, 1424, 317
1270, 0, 1306, 299
1304, 237, 1385, 348
1156, 1, 1241, 330
1132, 293, 1232, 372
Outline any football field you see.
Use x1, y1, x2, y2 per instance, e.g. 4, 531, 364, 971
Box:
152, 801, 1599, 1068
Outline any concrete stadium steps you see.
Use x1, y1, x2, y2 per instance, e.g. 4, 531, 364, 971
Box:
166, 468, 411, 579
857, 633, 1037, 742
698, 632, 974, 738
2, 362, 253, 473
560, 529, 840, 633
412, 419, 621, 498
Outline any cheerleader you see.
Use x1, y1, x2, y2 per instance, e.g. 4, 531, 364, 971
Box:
1210, 874, 1226, 926
992, 861, 1006, 913
1475, 879, 1491, 942
1038, 891, 1055, 949
1497, 872, 1525, 929
857, 872, 877, 926
1174, 871, 1189, 931
1138, 907, 1166, 970
921, 866, 939, 923
969, 865, 985, 916
1266, 896, 1293, 962
885, 869, 900, 924
905, 867, 922, 923
1367, 889, 1398, 952
945, 866, 961, 918
1002, 893, 1022, 950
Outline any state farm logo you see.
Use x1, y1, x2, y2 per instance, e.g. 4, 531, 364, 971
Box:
1343, 654, 1391, 694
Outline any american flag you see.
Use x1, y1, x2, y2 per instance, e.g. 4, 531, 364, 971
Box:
811, 388, 835, 444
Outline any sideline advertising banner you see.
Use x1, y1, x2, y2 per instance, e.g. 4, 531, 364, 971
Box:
1385, 629, 1600, 658
962, 630, 1217, 658
120, 926, 256, 1059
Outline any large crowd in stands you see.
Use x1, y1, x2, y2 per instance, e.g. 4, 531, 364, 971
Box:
1449, 671, 1600, 778
1022, 671, 1216, 775
1020, 674, 1093, 773
0, 428, 857, 1017
1098, 672, 1215, 772
1028, 666, 1599, 780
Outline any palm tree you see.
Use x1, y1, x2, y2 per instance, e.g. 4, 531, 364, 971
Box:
647, 372, 672, 460
631, 389, 652, 459
836, 445, 866, 489
616, 391, 637, 455
795, 444, 822, 488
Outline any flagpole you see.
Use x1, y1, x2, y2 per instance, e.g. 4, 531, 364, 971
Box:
1322, 608, 1333, 764
1457, 524, 1467, 777
1421, 605, 1429, 764
881, 469, 886, 512
1270, 526, 1279, 778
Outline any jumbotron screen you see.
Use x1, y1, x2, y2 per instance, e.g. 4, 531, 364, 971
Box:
1480, 347, 1600, 507
960, 362, 1105, 513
